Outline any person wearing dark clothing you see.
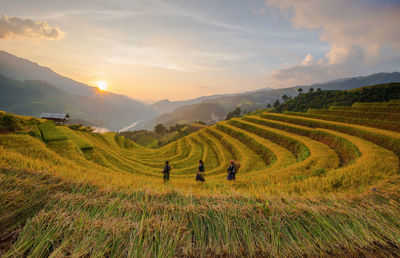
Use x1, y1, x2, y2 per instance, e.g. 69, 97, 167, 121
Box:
195, 160, 205, 182
162, 161, 171, 182
227, 160, 236, 181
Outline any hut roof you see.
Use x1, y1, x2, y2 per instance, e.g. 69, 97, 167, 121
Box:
40, 113, 70, 119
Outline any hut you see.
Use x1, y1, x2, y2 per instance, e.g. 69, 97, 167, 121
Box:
40, 113, 70, 124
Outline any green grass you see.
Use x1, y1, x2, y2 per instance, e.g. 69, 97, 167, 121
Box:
329, 105, 400, 113
285, 111, 400, 132
352, 102, 400, 107
57, 126, 93, 151
114, 134, 136, 149
135, 133, 160, 148
308, 108, 400, 122
37, 122, 67, 142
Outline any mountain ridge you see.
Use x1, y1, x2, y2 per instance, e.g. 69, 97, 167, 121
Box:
0, 50, 157, 130
146, 72, 400, 129
1, 50, 400, 131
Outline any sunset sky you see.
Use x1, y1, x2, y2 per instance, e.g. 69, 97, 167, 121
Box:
1, 0, 399, 102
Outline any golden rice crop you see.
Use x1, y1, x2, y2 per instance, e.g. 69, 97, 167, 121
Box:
1, 102, 400, 257
285, 111, 400, 132
352, 102, 400, 107
263, 112, 400, 158
308, 109, 400, 121
242, 115, 360, 166
329, 105, 400, 113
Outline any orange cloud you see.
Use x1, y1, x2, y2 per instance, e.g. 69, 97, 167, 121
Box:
0, 14, 64, 40
266, 0, 400, 87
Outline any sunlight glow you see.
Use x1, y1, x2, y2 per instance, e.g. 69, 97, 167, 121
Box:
97, 81, 107, 91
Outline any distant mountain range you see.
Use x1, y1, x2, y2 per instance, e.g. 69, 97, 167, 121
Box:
147, 72, 400, 128
0, 50, 156, 130
148, 102, 226, 128
1, 50, 400, 131
151, 95, 230, 114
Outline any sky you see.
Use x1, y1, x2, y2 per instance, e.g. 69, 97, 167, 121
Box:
0, 0, 399, 102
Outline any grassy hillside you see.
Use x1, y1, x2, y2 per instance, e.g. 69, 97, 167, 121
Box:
1, 99, 400, 256
274, 82, 400, 112
120, 122, 206, 148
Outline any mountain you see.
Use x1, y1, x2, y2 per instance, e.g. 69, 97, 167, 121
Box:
1, 50, 399, 131
146, 102, 226, 128
0, 51, 157, 130
0, 50, 95, 97
301, 72, 400, 91
147, 72, 400, 129
151, 94, 230, 114
0, 74, 158, 129
145, 88, 294, 129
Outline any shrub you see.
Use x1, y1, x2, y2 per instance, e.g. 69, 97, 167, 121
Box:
0, 113, 20, 132
68, 124, 82, 130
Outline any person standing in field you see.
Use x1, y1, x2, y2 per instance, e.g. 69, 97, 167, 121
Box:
227, 160, 236, 181
162, 161, 171, 183
195, 160, 205, 182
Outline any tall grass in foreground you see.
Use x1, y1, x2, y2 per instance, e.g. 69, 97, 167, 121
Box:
1, 169, 400, 257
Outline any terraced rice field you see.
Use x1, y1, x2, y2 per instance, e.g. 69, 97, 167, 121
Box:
1, 101, 400, 257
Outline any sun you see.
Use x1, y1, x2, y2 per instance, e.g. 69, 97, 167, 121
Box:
97, 81, 107, 91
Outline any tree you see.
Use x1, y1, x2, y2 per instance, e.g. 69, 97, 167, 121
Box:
225, 107, 241, 120
266, 104, 272, 108
317, 88, 322, 92
297, 88, 303, 94
154, 123, 167, 134
309, 87, 314, 93
282, 94, 289, 102
273, 99, 280, 108
168, 123, 186, 133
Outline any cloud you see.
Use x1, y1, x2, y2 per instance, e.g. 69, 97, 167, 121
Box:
105, 45, 252, 72
0, 14, 64, 40
266, 0, 400, 86
253, 7, 266, 15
